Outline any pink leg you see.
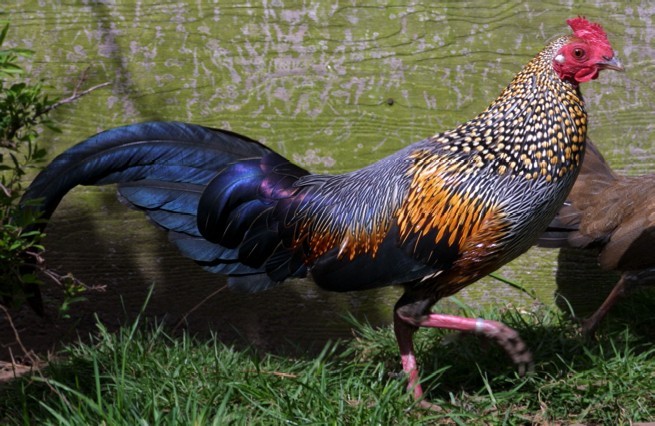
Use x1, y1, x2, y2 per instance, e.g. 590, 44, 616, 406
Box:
416, 313, 532, 374
394, 311, 533, 404
393, 312, 423, 400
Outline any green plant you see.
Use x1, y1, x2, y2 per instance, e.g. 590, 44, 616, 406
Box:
0, 22, 105, 314
0, 22, 54, 307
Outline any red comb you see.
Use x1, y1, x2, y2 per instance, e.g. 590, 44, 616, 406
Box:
566, 17, 609, 45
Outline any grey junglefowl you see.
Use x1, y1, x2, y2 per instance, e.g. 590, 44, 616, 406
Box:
15, 17, 621, 406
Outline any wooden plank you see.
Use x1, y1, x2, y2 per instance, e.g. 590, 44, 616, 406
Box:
2, 1, 653, 357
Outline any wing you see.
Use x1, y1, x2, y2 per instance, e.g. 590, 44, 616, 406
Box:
289, 142, 509, 292
597, 188, 655, 272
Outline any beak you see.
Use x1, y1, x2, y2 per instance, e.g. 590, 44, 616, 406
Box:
597, 54, 624, 72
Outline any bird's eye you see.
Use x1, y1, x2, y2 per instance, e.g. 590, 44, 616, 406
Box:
573, 48, 585, 58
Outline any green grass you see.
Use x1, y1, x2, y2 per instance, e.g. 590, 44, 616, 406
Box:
1, 297, 654, 425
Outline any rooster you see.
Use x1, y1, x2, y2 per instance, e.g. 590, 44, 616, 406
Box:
18, 17, 621, 405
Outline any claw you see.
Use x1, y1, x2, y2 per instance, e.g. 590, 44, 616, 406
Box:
476, 319, 534, 375
416, 399, 443, 412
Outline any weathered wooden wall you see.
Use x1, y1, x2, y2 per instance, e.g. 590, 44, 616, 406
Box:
1, 1, 653, 357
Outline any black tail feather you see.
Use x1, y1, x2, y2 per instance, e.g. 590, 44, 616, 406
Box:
17, 121, 314, 311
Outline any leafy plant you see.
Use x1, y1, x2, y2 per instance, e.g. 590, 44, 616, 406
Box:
0, 22, 103, 314
0, 22, 55, 308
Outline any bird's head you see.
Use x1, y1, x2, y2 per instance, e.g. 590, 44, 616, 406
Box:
553, 17, 623, 84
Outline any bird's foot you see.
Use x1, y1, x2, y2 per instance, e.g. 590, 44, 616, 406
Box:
415, 399, 443, 412
579, 317, 600, 339
403, 312, 534, 376
475, 319, 534, 375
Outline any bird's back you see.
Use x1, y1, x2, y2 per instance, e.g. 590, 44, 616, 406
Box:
540, 140, 655, 273
574, 173, 655, 272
